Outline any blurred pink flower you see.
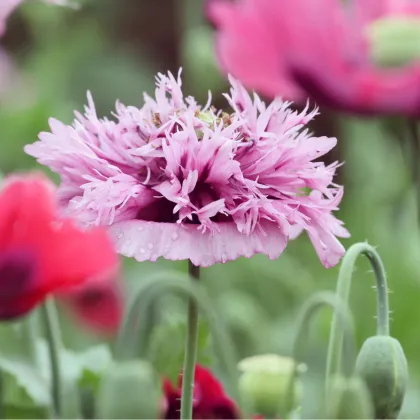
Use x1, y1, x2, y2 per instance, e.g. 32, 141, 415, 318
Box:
207, 0, 420, 116
25, 71, 348, 268
58, 275, 123, 336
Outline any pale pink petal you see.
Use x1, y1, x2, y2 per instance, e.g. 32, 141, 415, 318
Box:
108, 220, 288, 267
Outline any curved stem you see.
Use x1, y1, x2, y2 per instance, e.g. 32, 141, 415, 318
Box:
41, 299, 62, 419
293, 292, 356, 379
326, 243, 389, 385
180, 261, 200, 420
114, 270, 240, 408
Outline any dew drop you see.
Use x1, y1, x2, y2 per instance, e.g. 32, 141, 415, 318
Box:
117, 232, 124, 239
171, 232, 179, 241
137, 226, 143, 232
147, 243, 154, 250
140, 248, 145, 254
221, 252, 227, 263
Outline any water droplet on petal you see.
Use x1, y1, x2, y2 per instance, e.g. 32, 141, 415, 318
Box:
140, 248, 145, 254
117, 232, 124, 239
171, 232, 179, 241
137, 226, 143, 232
221, 252, 227, 263
147, 243, 154, 250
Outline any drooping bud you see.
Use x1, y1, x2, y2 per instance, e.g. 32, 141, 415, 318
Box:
238, 354, 300, 418
366, 17, 420, 67
325, 375, 374, 419
355, 335, 408, 419
96, 360, 161, 419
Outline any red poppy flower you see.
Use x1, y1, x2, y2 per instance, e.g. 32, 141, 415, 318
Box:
208, 0, 420, 116
0, 173, 120, 326
57, 274, 123, 335
162, 365, 240, 419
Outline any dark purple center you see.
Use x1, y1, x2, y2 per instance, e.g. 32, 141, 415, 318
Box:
0, 249, 38, 320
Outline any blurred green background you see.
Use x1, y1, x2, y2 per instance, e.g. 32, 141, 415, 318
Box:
1, 0, 420, 417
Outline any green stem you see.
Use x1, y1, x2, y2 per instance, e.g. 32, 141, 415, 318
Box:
41, 299, 63, 419
326, 243, 389, 385
293, 292, 356, 378
180, 261, 200, 420
20, 313, 40, 365
114, 270, 241, 411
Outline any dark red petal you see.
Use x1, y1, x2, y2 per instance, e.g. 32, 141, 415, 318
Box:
174, 365, 240, 419
162, 378, 181, 419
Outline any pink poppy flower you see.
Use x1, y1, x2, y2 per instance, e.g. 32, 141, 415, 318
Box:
25, 70, 348, 267
207, 0, 420, 116
0, 173, 121, 332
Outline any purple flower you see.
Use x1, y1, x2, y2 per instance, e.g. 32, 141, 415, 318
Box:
25, 71, 349, 267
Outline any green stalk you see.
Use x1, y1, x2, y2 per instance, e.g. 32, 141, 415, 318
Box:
41, 299, 63, 419
114, 270, 241, 412
180, 261, 200, 420
326, 243, 389, 387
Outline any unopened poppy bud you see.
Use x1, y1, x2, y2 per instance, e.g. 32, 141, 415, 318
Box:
367, 17, 420, 67
238, 354, 300, 417
96, 360, 161, 419
325, 375, 374, 419
355, 335, 408, 419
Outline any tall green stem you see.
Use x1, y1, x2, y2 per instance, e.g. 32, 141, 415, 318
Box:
326, 243, 389, 385
180, 261, 200, 420
41, 299, 63, 419
114, 269, 241, 412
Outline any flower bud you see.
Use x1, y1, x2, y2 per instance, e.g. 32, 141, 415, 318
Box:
367, 17, 420, 67
238, 354, 300, 417
355, 335, 408, 419
325, 375, 374, 419
96, 360, 161, 419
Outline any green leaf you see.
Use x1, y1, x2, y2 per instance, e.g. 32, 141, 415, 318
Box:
4, 403, 49, 419
149, 317, 213, 383
37, 340, 112, 386
0, 324, 50, 408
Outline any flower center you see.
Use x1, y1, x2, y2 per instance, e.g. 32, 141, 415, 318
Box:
0, 249, 38, 319
366, 16, 420, 68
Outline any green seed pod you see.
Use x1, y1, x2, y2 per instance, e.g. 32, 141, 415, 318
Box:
96, 360, 161, 419
355, 335, 409, 419
238, 354, 301, 418
325, 375, 374, 419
